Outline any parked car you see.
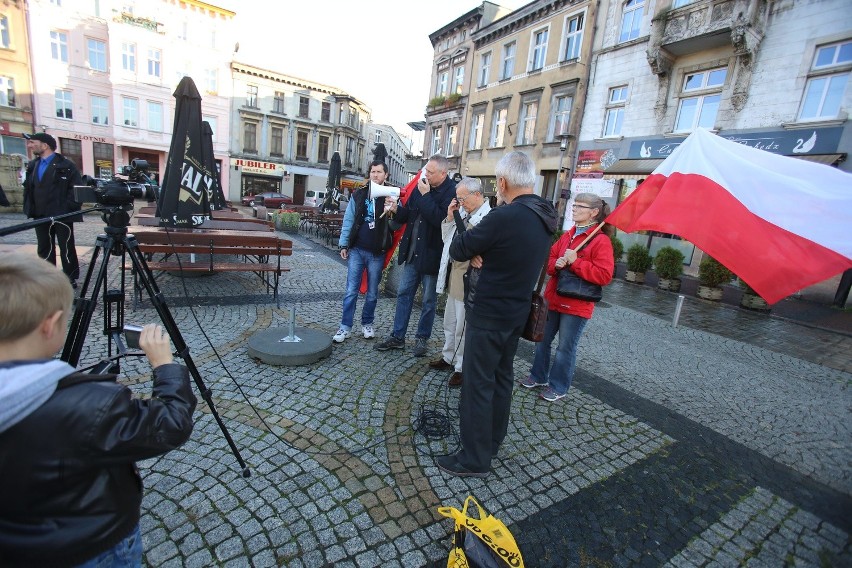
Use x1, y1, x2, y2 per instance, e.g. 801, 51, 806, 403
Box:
241, 192, 293, 208
304, 189, 327, 208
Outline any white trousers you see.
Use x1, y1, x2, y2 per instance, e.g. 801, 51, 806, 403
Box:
441, 297, 467, 373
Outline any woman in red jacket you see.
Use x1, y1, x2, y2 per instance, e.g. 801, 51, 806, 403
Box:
518, 193, 615, 401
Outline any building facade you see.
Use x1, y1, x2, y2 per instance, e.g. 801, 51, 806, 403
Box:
229, 62, 370, 205
0, 0, 33, 161
24, 0, 235, 194
363, 122, 408, 187
575, 0, 851, 268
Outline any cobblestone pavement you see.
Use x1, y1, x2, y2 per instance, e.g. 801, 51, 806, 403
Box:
1, 212, 850, 567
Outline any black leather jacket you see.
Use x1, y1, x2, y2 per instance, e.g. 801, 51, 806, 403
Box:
22, 152, 83, 222
0, 363, 196, 567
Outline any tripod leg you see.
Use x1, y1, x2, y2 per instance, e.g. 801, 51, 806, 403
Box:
62, 233, 116, 366
124, 234, 251, 477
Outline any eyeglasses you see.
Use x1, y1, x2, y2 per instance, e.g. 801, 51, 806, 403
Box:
571, 204, 594, 209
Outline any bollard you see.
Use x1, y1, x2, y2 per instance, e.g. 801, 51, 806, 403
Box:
672, 295, 685, 327
279, 305, 302, 343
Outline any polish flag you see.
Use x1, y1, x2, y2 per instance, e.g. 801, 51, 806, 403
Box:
358, 171, 417, 294
606, 128, 852, 304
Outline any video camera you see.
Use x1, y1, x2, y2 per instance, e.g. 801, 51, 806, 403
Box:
73, 159, 159, 207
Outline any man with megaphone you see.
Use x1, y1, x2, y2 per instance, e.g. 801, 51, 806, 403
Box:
332, 161, 396, 343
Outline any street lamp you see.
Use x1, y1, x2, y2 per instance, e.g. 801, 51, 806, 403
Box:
554, 133, 571, 209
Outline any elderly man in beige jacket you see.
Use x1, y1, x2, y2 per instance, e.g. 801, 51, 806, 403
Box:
428, 177, 491, 387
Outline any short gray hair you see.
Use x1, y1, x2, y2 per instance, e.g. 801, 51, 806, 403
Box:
495, 151, 536, 189
456, 176, 482, 194
427, 154, 450, 173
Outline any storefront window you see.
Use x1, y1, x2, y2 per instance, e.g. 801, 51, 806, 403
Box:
93, 142, 114, 180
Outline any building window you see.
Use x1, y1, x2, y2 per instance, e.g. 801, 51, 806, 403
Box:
147, 49, 160, 77
469, 111, 484, 150
122, 97, 138, 126
375, 130, 382, 143
501, 42, 515, 80
247, 85, 258, 108
147, 101, 163, 132
90, 95, 109, 125
87, 38, 107, 72
674, 67, 726, 132
490, 107, 507, 147
430, 128, 441, 155
0, 76, 15, 107
550, 94, 573, 140
92, 142, 113, 179
798, 40, 852, 121
453, 66, 464, 94
55, 89, 72, 119
299, 96, 309, 118
673, 0, 694, 7
338, 103, 345, 123
296, 130, 308, 159
1, 15, 10, 48
603, 86, 628, 136
345, 137, 354, 165
272, 91, 285, 113
50, 30, 68, 62
318, 135, 329, 162
437, 72, 448, 96
530, 28, 548, 71
270, 126, 283, 156
563, 13, 584, 61
446, 124, 457, 156
478, 52, 491, 87
203, 115, 217, 140
121, 42, 136, 72
620, 0, 644, 43
518, 99, 538, 145
243, 121, 257, 152
204, 69, 217, 94
59, 138, 82, 172
321, 101, 330, 121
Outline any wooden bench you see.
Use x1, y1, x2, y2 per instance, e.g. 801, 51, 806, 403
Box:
128, 229, 292, 303
135, 216, 273, 232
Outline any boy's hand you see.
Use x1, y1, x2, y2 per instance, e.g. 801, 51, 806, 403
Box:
139, 324, 174, 368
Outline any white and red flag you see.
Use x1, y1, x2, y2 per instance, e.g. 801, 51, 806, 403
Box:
606, 128, 852, 304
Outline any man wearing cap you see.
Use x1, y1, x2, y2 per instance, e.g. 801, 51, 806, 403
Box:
22, 133, 83, 287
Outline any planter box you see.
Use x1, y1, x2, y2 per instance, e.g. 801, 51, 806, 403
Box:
657, 278, 681, 292
741, 293, 771, 311
697, 285, 723, 301
625, 270, 645, 284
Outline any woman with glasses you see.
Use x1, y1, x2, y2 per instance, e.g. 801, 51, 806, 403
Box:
517, 193, 615, 402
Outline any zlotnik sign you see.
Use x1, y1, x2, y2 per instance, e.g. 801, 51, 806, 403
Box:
235, 158, 287, 176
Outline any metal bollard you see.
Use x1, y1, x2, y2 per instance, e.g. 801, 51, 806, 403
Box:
672, 295, 685, 328
279, 305, 302, 343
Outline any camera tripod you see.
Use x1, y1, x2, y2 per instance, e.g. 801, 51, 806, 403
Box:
61, 207, 250, 477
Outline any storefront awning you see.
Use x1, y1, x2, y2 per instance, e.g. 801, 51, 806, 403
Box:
602, 158, 664, 175
790, 153, 845, 165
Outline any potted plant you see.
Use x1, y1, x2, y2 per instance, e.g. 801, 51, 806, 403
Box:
697, 254, 733, 300
653, 246, 685, 291
446, 92, 463, 106
739, 280, 770, 311
625, 244, 653, 284
273, 209, 300, 233
610, 235, 624, 266
428, 95, 447, 108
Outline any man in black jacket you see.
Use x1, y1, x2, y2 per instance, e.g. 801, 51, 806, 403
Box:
0, 252, 196, 567
22, 132, 83, 286
375, 155, 456, 356
438, 151, 557, 477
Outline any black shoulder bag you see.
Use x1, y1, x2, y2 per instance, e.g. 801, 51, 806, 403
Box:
556, 223, 605, 303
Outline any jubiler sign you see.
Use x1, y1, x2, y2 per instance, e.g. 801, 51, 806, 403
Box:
235, 158, 287, 176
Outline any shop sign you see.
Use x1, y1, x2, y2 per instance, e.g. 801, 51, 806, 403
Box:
574, 149, 617, 178
234, 158, 287, 176
628, 127, 843, 159
74, 134, 108, 142
570, 178, 616, 198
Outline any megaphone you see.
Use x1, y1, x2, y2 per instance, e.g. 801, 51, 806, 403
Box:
369, 181, 400, 200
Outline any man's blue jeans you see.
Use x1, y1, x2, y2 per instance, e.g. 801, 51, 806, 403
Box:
340, 247, 385, 330
392, 262, 437, 340
530, 310, 588, 395
75, 524, 141, 567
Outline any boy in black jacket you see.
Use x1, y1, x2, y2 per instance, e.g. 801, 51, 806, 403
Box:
0, 252, 197, 567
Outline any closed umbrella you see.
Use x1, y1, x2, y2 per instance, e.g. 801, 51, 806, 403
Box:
323, 151, 342, 212
157, 76, 214, 227
202, 120, 227, 212
372, 143, 387, 164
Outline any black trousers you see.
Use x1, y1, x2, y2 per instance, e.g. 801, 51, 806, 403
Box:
34, 221, 79, 281
457, 320, 524, 473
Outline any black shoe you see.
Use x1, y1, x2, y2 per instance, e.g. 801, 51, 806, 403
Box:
448, 372, 463, 387
436, 455, 489, 478
375, 335, 405, 351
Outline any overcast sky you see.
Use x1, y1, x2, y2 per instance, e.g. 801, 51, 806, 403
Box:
225, 1, 524, 141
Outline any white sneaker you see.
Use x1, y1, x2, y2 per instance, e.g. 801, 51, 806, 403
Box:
333, 328, 351, 343
362, 325, 375, 339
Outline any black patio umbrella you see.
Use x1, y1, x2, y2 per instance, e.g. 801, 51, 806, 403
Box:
326, 151, 342, 191
202, 120, 227, 212
157, 76, 214, 227
372, 143, 387, 164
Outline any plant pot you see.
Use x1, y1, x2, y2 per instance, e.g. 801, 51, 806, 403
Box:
657, 278, 681, 292
697, 285, 723, 301
625, 270, 645, 284
740, 292, 770, 311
